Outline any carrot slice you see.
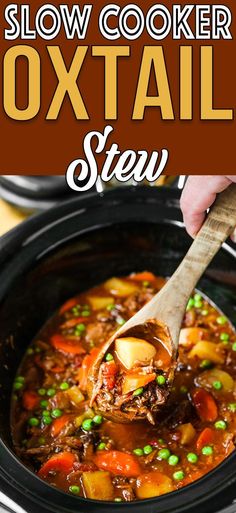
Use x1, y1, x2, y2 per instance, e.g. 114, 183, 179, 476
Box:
196, 427, 215, 451
122, 372, 156, 395
59, 298, 78, 315
22, 391, 39, 410
78, 347, 100, 391
94, 450, 141, 477
38, 451, 76, 478
132, 272, 156, 282
51, 414, 71, 437
51, 334, 86, 355
61, 317, 89, 329
192, 388, 218, 422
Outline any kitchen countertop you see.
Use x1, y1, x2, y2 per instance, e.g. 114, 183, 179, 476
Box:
0, 200, 27, 236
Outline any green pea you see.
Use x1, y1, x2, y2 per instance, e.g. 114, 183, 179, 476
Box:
168, 455, 179, 466
143, 445, 153, 455
156, 375, 166, 386
47, 388, 56, 397
199, 359, 212, 369
202, 446, 213, 456
82, 418, 93, 431
15, 376, 25, 383
232, 342, 236, 352
97, 442, 106, 451
133, 387, 144, 396
228, 403, 236, 413
75, 323, 86, 333
28, 417, 39, 427
38, 436, 46, 445
38, 388, 46, 396
42, 410, 51, 417
212, 381, 222, 390
116, 317, 126, 326
43, 416, 52, 425
107, 304, 115, 311
82, 310, 90, 317
114, 498, 122, 502
105, 353, 114, 362
158, 438, 166, 445
69, 485, 80, 495
186, 298, 195, 310
194, 301, 203, 309
13, 382, 23, 391
216, 316, 227, 325
214, 420, 227, 430
133, 448, 144, 456
158, 448, 171, 460
187, 453, 198, 464
93, 415, 103, 425
40, 400, 48, 408
194, 293, 202, 302
60, 382, 69, 390
143, 280, 150, 287
173, 471, 185, 481
51, 409, 63, 418
180, 386, 188, 394
35, 347, 41, 353
201, 310, 209, 316
27, 348, 34, 355
220, 332, 229, 342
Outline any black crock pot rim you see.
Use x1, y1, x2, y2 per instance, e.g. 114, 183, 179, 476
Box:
0, 185, 235, 512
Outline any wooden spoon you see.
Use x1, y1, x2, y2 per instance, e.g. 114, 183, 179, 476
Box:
87, 184, 236, 423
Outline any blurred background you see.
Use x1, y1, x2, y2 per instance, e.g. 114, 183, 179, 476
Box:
0, 175, 186, 236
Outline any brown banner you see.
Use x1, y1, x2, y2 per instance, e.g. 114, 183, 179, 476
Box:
0, 0, 235, 175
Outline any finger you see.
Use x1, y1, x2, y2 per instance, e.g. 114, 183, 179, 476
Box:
180, 175, 231, 238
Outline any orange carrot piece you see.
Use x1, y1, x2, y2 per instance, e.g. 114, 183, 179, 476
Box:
51, 414, 71, 437
122, 372, 156, 395
38, 451, 76, 478
59, 298, 78, 315
132, 272, 156, 282
61, 317, 89, 329
196, 427, 215, 451
94, 450, 141, 477
78, 347, 100, 391
22, 391, 39, 410
51, 334, 86, 355
192, 388, 218, 422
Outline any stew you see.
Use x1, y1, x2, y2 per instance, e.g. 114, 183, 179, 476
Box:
11, 272, 236, 501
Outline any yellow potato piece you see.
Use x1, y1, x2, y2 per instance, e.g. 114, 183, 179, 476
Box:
136, 471, 174, 499
88, 296, 114, 310
188, 341, 224, 364
179, 327, 208, 347
82, 471, 114, 500
178, 423, 196, 445
115, 337, 156, 369
104, 277, 138, 297
67, 386, 84, 406
198, 368, 234, 392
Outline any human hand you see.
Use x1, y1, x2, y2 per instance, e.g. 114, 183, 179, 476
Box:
180, 176, 236, 241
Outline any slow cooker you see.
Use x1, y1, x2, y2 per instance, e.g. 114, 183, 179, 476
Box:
0, 186, 235, 513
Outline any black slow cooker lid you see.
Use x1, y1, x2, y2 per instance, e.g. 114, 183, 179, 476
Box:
0, 176, 77, 212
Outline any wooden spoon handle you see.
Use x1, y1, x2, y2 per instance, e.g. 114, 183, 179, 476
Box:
153, 183, 236, 347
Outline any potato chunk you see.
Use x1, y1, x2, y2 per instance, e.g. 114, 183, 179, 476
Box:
88, 296, 114, 311
82, 471, 114, 500
104, 277, 138, 297
67, 386, 85, 406
196, 368, 234, 392
179, 327, 208, 347
188, 341, 224, 364
136, 471, 174, 499
178, 423, 196, 445
115, 337, 156, 370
